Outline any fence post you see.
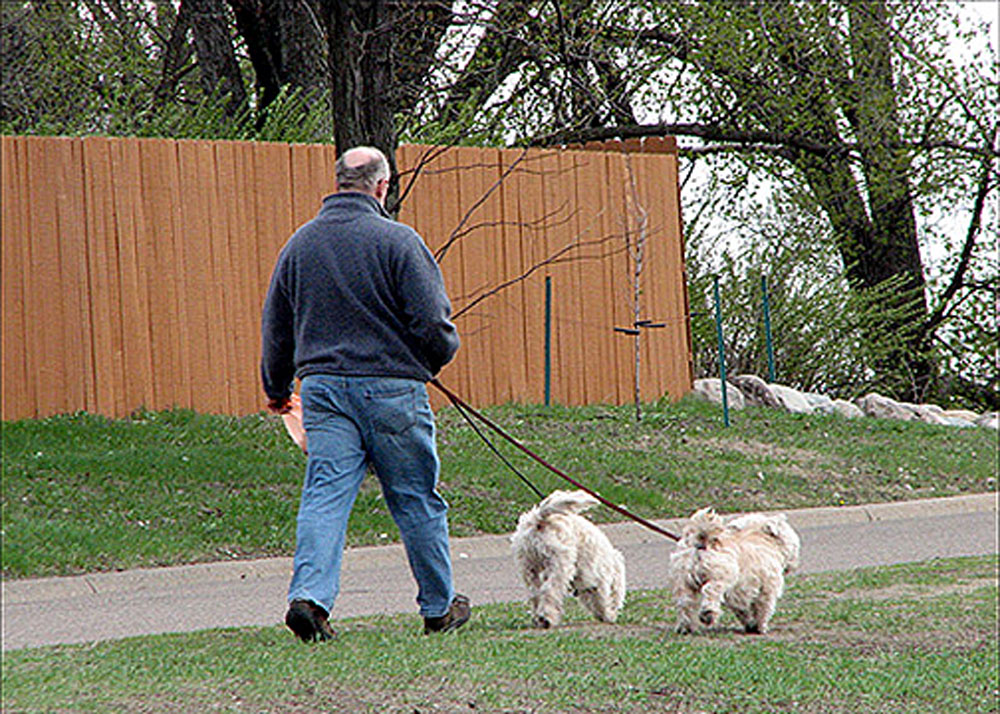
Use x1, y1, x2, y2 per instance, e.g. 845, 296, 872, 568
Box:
713, 275, 730, 427
762, 275, 775, 383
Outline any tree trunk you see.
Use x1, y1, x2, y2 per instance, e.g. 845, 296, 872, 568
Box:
265, 0, 327, 95
320, 0, 402, 211
186, 0, 248, 116
226, 0, 282, 113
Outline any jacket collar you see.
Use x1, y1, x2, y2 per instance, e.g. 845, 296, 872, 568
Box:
320, 191, 390, 219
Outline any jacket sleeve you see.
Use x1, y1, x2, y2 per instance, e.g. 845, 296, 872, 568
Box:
260, 253, 296, 401
396, 234, 460, 376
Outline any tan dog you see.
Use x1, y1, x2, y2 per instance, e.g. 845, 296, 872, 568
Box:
669, 507, 800, 634
511, 490, 627, 628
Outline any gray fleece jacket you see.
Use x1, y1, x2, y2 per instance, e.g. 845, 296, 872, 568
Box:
260, 192, 459, 401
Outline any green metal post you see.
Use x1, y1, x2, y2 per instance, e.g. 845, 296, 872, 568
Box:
713, 275, 730, 427
762, 275, 775, 383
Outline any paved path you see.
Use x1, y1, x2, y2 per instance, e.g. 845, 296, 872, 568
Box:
3, 493, 996, 651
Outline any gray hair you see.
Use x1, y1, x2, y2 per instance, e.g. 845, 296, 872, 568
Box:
335, 146, 390, 192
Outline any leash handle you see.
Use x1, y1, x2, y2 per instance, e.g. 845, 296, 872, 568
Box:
430, 379, 679, 542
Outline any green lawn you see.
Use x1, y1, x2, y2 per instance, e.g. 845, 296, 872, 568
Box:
2, 397, 996, 579
2, 556, 996, 713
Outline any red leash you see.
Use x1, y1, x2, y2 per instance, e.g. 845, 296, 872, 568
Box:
430, 379, 679, 542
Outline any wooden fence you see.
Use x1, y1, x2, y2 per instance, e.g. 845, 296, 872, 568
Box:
1, 135, 692, 420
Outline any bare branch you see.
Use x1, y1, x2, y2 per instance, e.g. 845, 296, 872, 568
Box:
435, 148, 532, 263
923, 138, 997, 336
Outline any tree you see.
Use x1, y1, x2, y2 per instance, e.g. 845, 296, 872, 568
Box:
3, 0, 995, 408
413, 0, 996, 407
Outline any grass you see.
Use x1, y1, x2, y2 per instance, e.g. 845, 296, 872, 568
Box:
2, 556, 996, 713
2, 397, 997, 579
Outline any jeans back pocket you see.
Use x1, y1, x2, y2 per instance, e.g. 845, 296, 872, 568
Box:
366, 380, 419, 434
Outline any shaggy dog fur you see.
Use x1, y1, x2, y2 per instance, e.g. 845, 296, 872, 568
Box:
669, 507, 800, 634
510, 490, 627, 628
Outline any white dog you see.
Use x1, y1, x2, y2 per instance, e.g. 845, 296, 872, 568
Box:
510, 490, 627, 628
669, 507, 800, 635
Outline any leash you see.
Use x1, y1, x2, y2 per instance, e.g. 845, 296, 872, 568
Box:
430, 379, 679, 542
446, 390, 545, 499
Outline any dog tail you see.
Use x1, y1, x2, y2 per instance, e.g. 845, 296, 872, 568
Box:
762, 515, 801, 573
536, 489, 600, 517
730, 512, 801, 573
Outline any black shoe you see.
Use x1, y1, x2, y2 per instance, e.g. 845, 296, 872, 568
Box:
285, 599, 335, 643
423, 594, 471, 634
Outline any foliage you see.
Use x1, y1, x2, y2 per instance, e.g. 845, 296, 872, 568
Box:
686, 186, 941, 402
0, 1, 331, 143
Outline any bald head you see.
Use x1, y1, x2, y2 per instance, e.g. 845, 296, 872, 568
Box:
336, 146, 390, 200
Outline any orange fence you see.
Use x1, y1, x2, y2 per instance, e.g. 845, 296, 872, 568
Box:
1, 135, 691, 420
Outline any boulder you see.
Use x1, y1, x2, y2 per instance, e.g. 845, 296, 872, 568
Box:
975, 412, 998, 430
769, 384, 814, 414
803, 391, 836, 415
856, 393, 917, 421
692, 378, 746, 409
940, 409, 979, 424
831, 399, 865, 419
940, 416, 976, 428
731, 374, 782, 408
907, 403, 947, 425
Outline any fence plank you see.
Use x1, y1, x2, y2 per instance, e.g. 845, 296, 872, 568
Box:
110, 138, 156, 412
173, 141, 215, 410
80, 137, 125, 415
215, 142, 256, 413
429, 147, 471, 402
497, 148, 529, 403
1, 138, 31, 418
453, 145, 494, 404
58, 137, 92, 413
607, 148, 634, 406
137, 139, 185, 411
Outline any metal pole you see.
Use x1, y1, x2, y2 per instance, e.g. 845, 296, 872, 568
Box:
762, 275, 775, 383
713, 275, 730, 427
544, 276, 552, 407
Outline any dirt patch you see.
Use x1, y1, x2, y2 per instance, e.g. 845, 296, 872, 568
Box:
829, 577, 998, 601
688, 436, 826, 464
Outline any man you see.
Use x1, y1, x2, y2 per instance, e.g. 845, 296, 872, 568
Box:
261, 146, 470, 642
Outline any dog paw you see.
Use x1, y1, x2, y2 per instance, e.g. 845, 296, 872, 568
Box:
532, 615, 552, 629
675, 622, 693, 635
698, 609, 717, 626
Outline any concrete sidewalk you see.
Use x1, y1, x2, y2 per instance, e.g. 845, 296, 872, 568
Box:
3, 492, 996, 651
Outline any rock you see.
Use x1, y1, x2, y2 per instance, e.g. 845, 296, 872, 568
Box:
856, 393, 917, 421
831, 399, 865, 419
692, 378, 745, 409
975, 412, 998, 430
769, 384, 814, 414
940, 409, 979, 423
803, 392, 836, 415
907, 403, 947, 425
940, 416, 976, 428
686, 377, 991, 431
731, 374, 782, 408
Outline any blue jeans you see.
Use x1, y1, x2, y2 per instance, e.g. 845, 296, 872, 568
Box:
288, 374, 455, 618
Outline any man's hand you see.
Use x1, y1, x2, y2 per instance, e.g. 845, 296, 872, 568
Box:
267, 396, 292, 415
